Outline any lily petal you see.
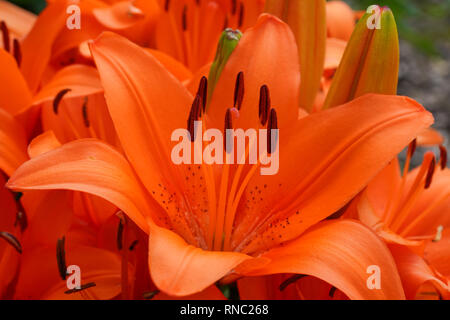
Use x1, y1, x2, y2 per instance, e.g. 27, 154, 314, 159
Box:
90, 32, 193, 212
20, 0, 67, 93
389, 244, 449, 299
326, 1, 355, 41
237, 220, 406, 300
416, 128, 444, 146
148, 221, 251, 296
93, 1, 145, 30
233, 94, 433, 253
32, 64, 103, 107
0, 108, 27, 176
145, 48, 193, 82
0, 0, 36, 38
208, 14, 299, 130
28, 130, 62, 159
425, 230, 450, 278
155, 284, 226, 300
282, 0, 327, 112
7, 139, 157, 232
0, 48, 32, 115
14, 244, 126, 300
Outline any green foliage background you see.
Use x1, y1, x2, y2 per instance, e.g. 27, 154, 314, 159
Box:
7, 0, 45, 15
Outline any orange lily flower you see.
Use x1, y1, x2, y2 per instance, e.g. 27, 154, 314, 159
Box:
7, 12, 435, 300
0, 108, 132, 300
0, 13, 109, 139
357, 142, 450, 299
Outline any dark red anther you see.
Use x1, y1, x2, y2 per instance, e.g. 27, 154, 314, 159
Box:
143, 290, 160, 299
238, 2, 244, 28
14, 196, 27, 233
196, 76, 208, 112
267, 109, 278, 154
65, 282, 96, 294
193, 94, 202, 119
164, 0, 170, 11
279, 274, 306, 291
53, 88, 71, 114
439, 145, 447, 170
0, 231, 22, 254
223, 15, 229, 29
117, 218, 124, 250
13, 38, 21, 67
408, 139, 417, 159
231, 0, 237, 15
224, 108, 233, 153
81, 97, 90, 128
187, 95, 202, 142
425, 156, 436, 189
258, 85, 270, 126
233, 71, 244, 110
1, 21, 10, 52
329, 286, 337, 298
182, 5, 188, 31
56, 236, 67, 280
128, 239, 139, 251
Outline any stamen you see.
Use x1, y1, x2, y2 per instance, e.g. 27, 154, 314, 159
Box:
12, 191, 27, 232
164, 0, 170, 12
267, 109, 278, 154
238, 2, 244, 28
384, 140, 417, 225
64, 282, 96, 294
182, 5, 188, 31
329, 286, 337, 298
187, 95, 202, 142
117, 217, 124, 250
391, 152, 435, 231
223, 15, 229, 29
1, 21, 10, 52
279, 274, 306, 291
81, 97, 90, 128
15, 211, 27, 232
424, 155, 436, 189
231, 0, 237, 15
53, 88, 71, 115
233, 71, 244, 110
439, 145, 447, 170
143, 290, 160, 299
408, 139, 417, 159
258, 85, 270, 126
224, 108, 233, 153
13, 38, 21, 67
56, 236, 67, 280
116, 211, 129, 299
0, 231, 22, 253
196, 76, 208, 112
128, 239, 139, 251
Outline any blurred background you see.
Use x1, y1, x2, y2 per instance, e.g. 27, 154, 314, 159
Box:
4, 0, 450, 165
